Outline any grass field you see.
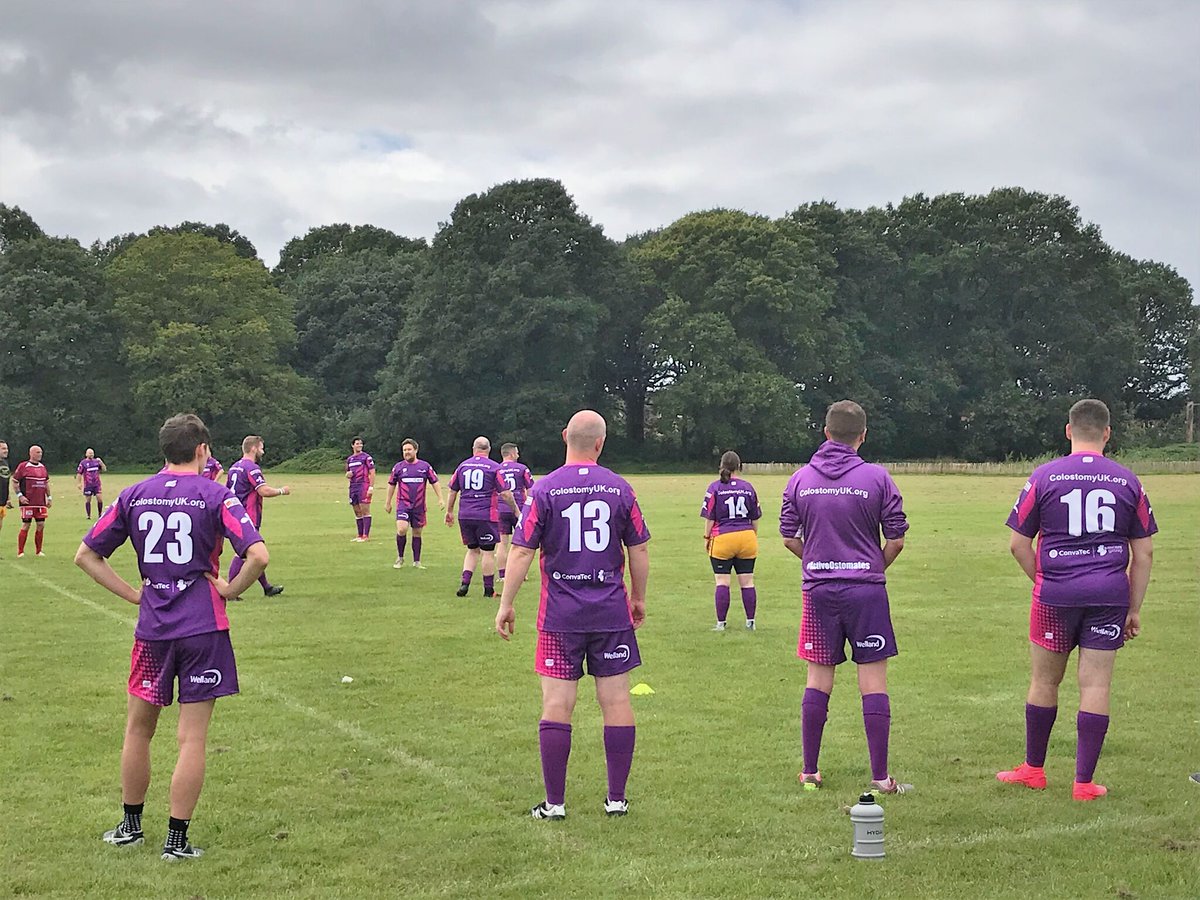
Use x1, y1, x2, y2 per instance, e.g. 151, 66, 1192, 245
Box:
2, 472, 1198, 899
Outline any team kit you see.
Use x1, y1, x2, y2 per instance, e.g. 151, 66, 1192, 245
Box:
5, 397, 1156, 859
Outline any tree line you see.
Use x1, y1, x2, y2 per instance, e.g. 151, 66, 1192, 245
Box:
0, 180, 1194, 471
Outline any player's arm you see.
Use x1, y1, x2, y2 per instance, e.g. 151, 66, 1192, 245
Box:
256, 483, 290, 498
45, 474, 52, 506
499, 488, 520, 518
385, 481, 397, 513
627, 541, 649, 629
1009, 530, 1038, 582
782, 535, 804, 559
430, 477, 446, 509
1124, 536, 1153, 639
495, 545, 537, 640
74, 543, 141, 605
99, 459, 107, 473
75, 469, 83, 490
220, 541, 269, 599
445, 490, 459, 524
883, 535, 905, 568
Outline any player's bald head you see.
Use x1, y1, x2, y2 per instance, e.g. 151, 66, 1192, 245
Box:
564, 410, 607, 454
473, 436, 491, 453
85, 448, 95, 457
29, 444, 43, 459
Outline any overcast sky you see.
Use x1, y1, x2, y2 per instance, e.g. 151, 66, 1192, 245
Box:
2, 0, 1197, 289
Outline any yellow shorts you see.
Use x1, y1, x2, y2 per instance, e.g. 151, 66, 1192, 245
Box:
709, 530, 758, 560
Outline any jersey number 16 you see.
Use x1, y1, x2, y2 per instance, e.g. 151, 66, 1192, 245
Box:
1059, 488, 1116, 537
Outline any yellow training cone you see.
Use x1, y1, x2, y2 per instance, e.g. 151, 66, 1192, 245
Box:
630, 683, 655, 696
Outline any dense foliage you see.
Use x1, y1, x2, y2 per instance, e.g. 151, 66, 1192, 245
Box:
0, 183, 1193, 470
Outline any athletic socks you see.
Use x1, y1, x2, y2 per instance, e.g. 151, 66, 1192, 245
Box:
714, 585, 731, 624
498, 568, 506, 580
862, 692, 891, 782
1075, 711, 1110, 783
34, 529, 43, 553
412, 537, 422, 563
539, 720, 572, 806
604, 725, 636, 802
802, 687, 830, 774
257, 572, 271, 591
122, 802, 143, 834
396, 535, 408, 559
355, 517, 364, 537
364, 516, 372, 537
17, 530, 27, 554
741, 587, 757, 621
165, 816, 190, 850
461, 570, 473, 587
483, 575, 495, 594
85, 498, 92, 517
1026, 703, 1058, 768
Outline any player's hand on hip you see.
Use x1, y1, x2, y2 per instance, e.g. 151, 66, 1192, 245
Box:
206, 572, 238, 601
630, 598, 646, 630
495, 603, 515, 640
1123, 610, 1140, 640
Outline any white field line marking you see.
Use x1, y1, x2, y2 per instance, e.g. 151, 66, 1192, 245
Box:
6, 564, 466, 789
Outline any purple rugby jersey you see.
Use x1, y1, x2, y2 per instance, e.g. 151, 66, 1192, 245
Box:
450, 455, 508, 522
498, 460, 535, 509
388, 459, 439, 509
84, 472, 264, 641
202, 457, 223, 481
1006, 452, 1157, 607
700, 478, 762, 535
346, 451, 375, 485
226, 457, 267, 527
77, 458, 103, 490
779, 441, 909, 591
514, 463, 651, 633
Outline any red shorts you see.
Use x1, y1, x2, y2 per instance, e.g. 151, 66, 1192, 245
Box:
20, 505, 48, 522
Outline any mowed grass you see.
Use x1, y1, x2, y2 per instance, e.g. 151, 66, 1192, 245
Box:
1, 472, 1198, 899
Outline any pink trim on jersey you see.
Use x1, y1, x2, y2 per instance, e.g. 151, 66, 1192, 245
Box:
490, 487, 500, 521
1015, 480, 1038, 528
1136, 491, 1152, 531
536, 551, 550, 631
209, 580, 229, 630
520, 497, 540, 541
630, 499, 646, 537
1032, 539, 1044, 604
92, 501, 121, 537
221, 504, 246, 539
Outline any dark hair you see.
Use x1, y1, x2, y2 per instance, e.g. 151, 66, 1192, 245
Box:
402, 437, 419, 451
718, 450, 741, 483
352, 436, 364, 445
160, 414, 211, 465
825, 400, 867, 444
501, 442, 519, 457
1069, 399, 1110, 441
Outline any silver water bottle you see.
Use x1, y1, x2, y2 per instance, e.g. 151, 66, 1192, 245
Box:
850, 792, 885, 859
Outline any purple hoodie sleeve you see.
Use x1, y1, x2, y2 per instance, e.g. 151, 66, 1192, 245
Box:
779, 471, 803, 539
880, 472, 909, 540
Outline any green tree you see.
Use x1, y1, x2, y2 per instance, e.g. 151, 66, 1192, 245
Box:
274, 224, 426, 283
107, 233, 317, 460
372, 179, 621, 465
0, 236, 127, 458
0, 203, 45, 252
631, 210, 835, 460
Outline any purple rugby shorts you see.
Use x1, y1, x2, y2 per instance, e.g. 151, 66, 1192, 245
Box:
536, 629, 641, 680
797, 582, 898, 666
396, 505, 426, 528
128, 631, 239, 706
458, 518, 498, 548
1030, 599, 1126, 653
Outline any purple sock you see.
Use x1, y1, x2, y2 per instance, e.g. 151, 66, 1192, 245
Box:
85, 499, 92, 517
741, 586, 757, 620
604, 725, 636, 802
1025, 703, 1057, 767
483, 575, 495, 593
714, 585, 730, 623
397, 535, 407, 559
356, 517, 364, 537
499, 568, 506, 579
461, 569, 473, 586
1075, 711, 1110, 783
364, 515, 372, 537
862, 692, 891, 782
412, 537, 422, 562
802, 688, 830, 774
229, 555, 243, 582
539, 720, 572, 806
258, 572, 271, 591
